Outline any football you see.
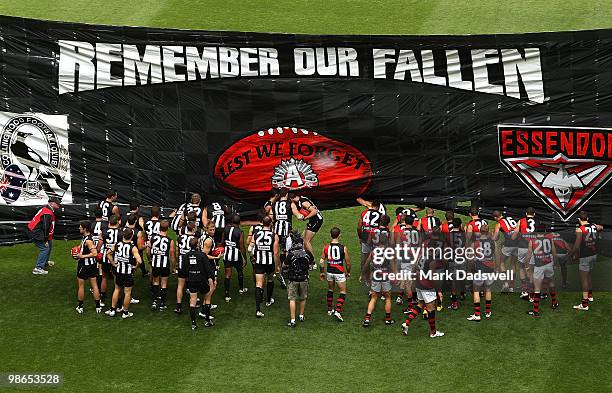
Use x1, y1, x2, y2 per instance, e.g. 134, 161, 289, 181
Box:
70, 245, 80, 260
95, 251, 103, 262
214, 127, 372, 203
299, 208, 310, 218
210, 246, 225, 257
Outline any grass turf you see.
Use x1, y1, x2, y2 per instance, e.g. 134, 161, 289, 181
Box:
1, 2, 612, 392
1, 205, 611, 393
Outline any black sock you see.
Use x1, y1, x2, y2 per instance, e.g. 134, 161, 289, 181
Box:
201, 304, 211, 321
225, 278, 231, 297
149, 282, 155, 298
176, 302, 182, 309
96, 274, 102, 290
266, 281, 274, 302
100, 291, 106, 301
189, 306, 197, 325
139, 261, 147, 274
256, 287, 263, 311
95, 299, 101, 308
78, 300, 84, 307
152, 284, 160, 302
237, 269, 244, 289
123, 309, 129, 315
160, 287, 167, 304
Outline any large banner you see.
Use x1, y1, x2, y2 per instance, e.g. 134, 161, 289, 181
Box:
0, 15, 611, 243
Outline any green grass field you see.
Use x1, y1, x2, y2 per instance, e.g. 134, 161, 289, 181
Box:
1, 2, 612, 392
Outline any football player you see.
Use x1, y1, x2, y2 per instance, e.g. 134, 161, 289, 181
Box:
492, 211, 518, 293
249, 216, 280, 318
395, 215, 420, 310
402, 230, 445, 338
105, 228, 142, 319
512, 207, 538, 300
179, 193, 205, 229
447, 218, 465, 309
147, 220, 175, 311
418, 208, 441, 234
465, 207, 487, 245
99, 214, 121, 307
203, 200, 228, 244
182, 238, 215, 329
174, 221, 197, 314
272, 188, 302, 264
363, 229, 395, 327
290, 193, 324, 260
98, 190, 120, 222
320, 227, 350, 322
356, 197, 387, 216
467, 223, 495, 322
526, 226, 559, 317
199, 222, 221, 320
357, 200, 383, 283
222, 214, 248, 302
75, 221, 101, 314
571, 211, 602, 311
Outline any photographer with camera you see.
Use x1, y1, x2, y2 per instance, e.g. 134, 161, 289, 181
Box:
284, 231, 314, 327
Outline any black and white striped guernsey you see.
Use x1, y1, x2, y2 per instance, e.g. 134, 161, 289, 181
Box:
223, 225, 242, 262
149, 233, 171, 268
184, 203, 203, 228
199, 233, 215, 255
298, 196, 323, 220
114, 241, 137, 275
177, 233, 195, 271
253, 228, 275, 265
207, 202, 226, 229
79, 234, 97, 266
144, 219, 160, 240
102, 227, 121, 264
272, 199, 292, 236
98, 200, 114, 222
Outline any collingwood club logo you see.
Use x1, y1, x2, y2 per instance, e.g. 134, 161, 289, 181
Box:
271, 157, 319, 190
0, 113, 71, 205
498, 124, 612, 221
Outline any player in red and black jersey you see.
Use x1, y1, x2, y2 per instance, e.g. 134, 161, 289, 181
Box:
363, 229, 395, 327
512, 207, 538, 300
418, 208, 441, 234
440, 210, 455, 242
465, 207, 487, 244
320, 227, 351, 322
402, 230, 445, 338
492, 211, 518, 293
391, 206, 421, 228
551, 231, 570, 288
446, 218, 465, 310
360, 214, 391, 284
467, 223, 495, 322
394, 215, 421, 309
571, 211, 603, 311
357, 201, 383, 279
525, 228, 559, 317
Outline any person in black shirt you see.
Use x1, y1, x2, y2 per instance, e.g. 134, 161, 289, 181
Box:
74, 220, 101, 314
182, 238, 214, 330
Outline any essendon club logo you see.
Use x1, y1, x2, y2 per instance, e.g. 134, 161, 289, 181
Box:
498, 125, 612, 221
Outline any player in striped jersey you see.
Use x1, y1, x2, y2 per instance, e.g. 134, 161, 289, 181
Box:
204, 201, 227, 244
356, 197, 387, 216
179, 193, 205, 230
272, 188, 301, 257
75, 220, 101, 314
92, 207, 106, 251
124, 202, 145, 233
263, 188, 279, 219
446, 218, 465, 309
290, 193, 324, 258
492, 211, 518, 293
466, 224, 495, 322
125, 213, 148, 278
170, 199, 188, 233
144, 205, 161, 241
105, 228, 142, 319
174, 221, 196, 314
222, 214, 247, 302
98, 190, 119, 222
199, 222, 220, 321
358, 201, 383, 282
395, 216, 421, 309
319, 227, 350, 322
249, 216, 280, 318
99, 214, 121, 307
147, 220, 175, 311
363, 229, 395, 326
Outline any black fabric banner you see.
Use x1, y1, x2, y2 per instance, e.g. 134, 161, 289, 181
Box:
0, 15, 611, 244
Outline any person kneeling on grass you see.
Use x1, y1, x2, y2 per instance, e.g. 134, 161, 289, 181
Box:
284, 231, 313, 327
182, 238, 215, 330
105, 228, 142, 319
